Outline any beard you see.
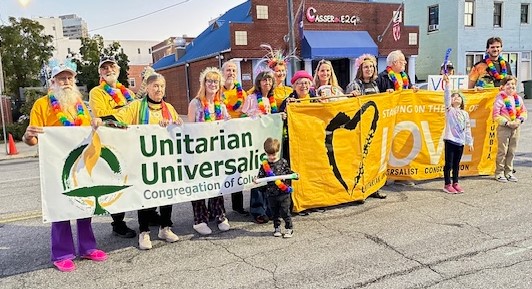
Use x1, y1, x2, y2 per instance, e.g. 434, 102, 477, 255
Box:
103, 73, 118, 84
52, 85, 82, 112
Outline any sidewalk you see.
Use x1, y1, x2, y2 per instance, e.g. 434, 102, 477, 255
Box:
0, 141, 38, 161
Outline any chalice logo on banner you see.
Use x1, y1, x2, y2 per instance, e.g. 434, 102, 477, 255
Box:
61, 131, 130, 215
325, 101, 379, 196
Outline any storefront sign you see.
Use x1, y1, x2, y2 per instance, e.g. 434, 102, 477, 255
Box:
306, 7, 360, 25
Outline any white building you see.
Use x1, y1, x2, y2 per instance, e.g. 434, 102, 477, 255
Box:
401, 0, 532, 90
59, 14, 88, 39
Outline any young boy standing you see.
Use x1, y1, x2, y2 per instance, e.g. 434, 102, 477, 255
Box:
256, 138, 296, 238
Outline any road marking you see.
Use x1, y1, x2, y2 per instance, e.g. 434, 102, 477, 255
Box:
0, 210, 42, 223
0, 176, 40, 185
505, 245, 532, 256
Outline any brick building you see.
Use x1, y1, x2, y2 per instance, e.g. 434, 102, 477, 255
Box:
153, 0, 419, 114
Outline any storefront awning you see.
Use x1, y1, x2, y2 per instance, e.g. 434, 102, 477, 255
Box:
301, 30, 378, 59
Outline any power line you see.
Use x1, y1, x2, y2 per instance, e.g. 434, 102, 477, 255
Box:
88, 0, 191, 33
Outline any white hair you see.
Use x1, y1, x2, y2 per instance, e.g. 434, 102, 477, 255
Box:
386, 50, 404, 66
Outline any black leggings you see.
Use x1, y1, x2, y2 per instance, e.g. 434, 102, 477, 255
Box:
444, 140, 464, 185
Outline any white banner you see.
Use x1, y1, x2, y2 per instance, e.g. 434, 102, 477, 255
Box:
427, 75, 469, 91
39, 115, 283, 222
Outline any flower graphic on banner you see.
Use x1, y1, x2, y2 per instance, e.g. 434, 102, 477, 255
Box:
61, 131, 130, 215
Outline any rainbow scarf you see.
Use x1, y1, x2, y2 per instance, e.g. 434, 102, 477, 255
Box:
386, 66, 409, 90
139, 97, 172, 124
48, 91, 85, 126
100, 80, 134, 105
201, 93, 224, 122
501, 91, 522, 121
485, 54, 507, 80
262, 158, 293, 193
224, 82, 244, 111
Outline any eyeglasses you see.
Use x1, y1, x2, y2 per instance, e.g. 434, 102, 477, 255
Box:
205, 79, 220, 85
295, 81, 311, 86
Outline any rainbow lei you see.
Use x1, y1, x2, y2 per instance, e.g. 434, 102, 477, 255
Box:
386, 66, 409, 90
201, 93, 223, 122
48, 92, 85, 126
100, 80, 134, 105
139, 97, 172, 124
484, 54, 507, 80
501, 91, 522, 121
224, 82, 244, 111
256, 92, 278, 114
261, 158, 293, 193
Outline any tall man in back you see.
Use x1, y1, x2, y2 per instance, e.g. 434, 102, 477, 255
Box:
88, 56, 139, 238
468, 37, 512, 89
221, 60, 250, 216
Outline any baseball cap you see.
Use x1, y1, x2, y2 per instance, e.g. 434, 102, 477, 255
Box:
50, 64, 77, 79
98, 55, 118, 69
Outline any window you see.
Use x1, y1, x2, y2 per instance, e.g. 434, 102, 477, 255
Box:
67, 48, 71, 54
235, 31, 248, 46
137, 48, 141, 54
464, 1, 474, 27
465, 53, 484, 74
522, 4, 530, 24
256, 5, 268, 19
408, 33, 417, 45
128, 78, 136, 88
494, 2, 502, 27
428, 5, 439, 32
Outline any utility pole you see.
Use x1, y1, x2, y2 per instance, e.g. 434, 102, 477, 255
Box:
0, 50, 8, 153
287, 0, 298, 75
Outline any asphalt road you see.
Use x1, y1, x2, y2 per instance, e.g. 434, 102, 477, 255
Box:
1, 101, 531, 289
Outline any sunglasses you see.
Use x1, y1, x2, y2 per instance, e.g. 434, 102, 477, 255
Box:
100, 55, 116, 62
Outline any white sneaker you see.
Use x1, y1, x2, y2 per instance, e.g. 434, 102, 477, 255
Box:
273, 227, 282, 237
158, 227, 179, 242
495, 175, 508, 183
283, 229, 293, 238
506, 174, 518, 182
139, 232, 152, 250
193, 222, 212, 235
218, 218, 230, 231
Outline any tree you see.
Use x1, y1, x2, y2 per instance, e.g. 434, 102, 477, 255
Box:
74, 35, 130, 90
0, 17, 54, 100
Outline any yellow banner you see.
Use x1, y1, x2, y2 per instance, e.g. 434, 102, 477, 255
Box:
288, 89, 498, 212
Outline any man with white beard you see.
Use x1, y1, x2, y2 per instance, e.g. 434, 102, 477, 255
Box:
88, 56, 140, 238
23, 63, 108, 272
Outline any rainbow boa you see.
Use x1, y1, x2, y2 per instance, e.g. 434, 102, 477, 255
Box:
262, 158, 293, 193
386, 66, 409, 90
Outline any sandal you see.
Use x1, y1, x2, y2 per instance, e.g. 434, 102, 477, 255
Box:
81, 249, 108, 262
53, 259, 76, 272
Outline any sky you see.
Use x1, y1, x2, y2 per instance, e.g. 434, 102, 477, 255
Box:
0, 0, 247, 41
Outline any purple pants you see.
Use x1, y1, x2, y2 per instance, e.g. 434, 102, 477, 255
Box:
51, 218, 97, 262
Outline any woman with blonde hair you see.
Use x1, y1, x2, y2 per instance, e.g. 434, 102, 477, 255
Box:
313, 59, 345, 101
187, 67, 231, 235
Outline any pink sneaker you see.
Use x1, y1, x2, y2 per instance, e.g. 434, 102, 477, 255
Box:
81, 249, 108, 262
452, 183, 464, 193
443, 184, 457, 194
53, 259, 76, 272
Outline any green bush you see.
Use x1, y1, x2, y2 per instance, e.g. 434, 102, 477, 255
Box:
0, 89, 42, 141
0, 121, 28, 141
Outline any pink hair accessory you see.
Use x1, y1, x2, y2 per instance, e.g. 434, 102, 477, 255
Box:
354, 54, 377, 72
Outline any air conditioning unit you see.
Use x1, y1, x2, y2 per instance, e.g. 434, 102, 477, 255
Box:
428, 24, 439, 31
